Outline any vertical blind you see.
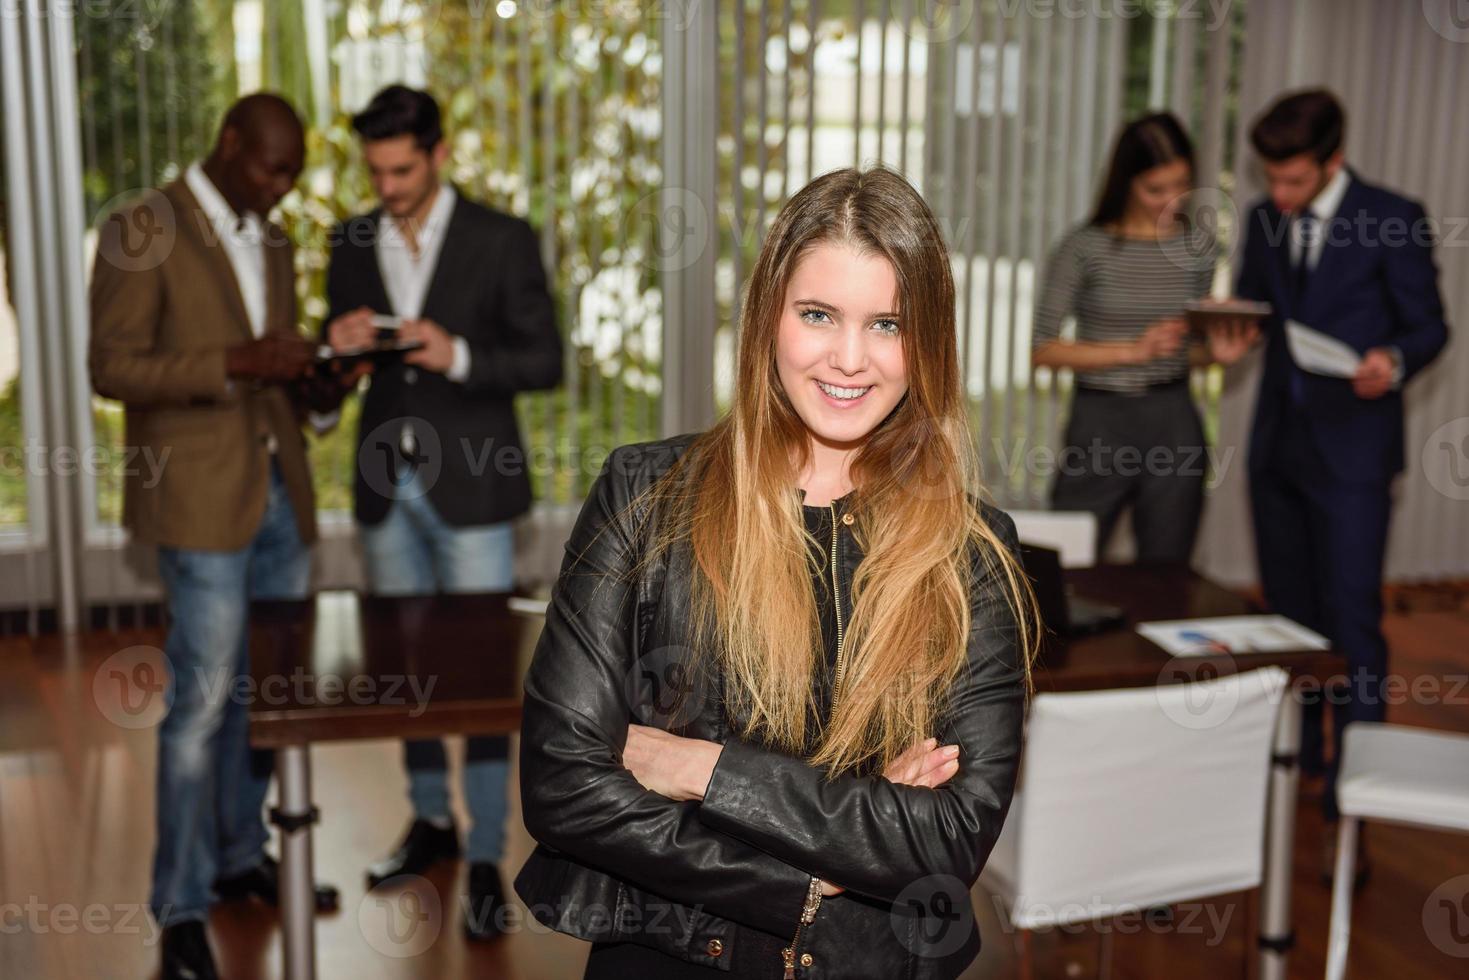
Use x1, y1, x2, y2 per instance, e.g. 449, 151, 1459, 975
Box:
2, 0, 1461, 629
712, 0, 1243, 511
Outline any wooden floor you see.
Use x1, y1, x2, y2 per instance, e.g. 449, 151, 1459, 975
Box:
2, 600, 1466, 979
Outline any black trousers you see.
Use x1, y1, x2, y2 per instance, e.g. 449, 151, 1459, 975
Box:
1050, 382, 1207, 564
1250, 408, 1392, 822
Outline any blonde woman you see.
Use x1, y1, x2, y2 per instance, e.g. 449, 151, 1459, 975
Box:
514, 167, 1036, 979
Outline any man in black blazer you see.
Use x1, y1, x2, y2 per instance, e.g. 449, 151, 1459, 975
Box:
323, 85, 562, 938
1226, 90, 1448, 868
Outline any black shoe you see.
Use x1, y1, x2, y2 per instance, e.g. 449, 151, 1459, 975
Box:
215, 853, 342, 912
463, 862, 508, 942
366, 818, 462, 888
161, 921, 219, 980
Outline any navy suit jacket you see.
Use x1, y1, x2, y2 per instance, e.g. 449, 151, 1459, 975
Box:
1236, 171, 1449, 486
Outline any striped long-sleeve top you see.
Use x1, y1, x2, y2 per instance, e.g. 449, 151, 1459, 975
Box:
1030, 223, 1217, 392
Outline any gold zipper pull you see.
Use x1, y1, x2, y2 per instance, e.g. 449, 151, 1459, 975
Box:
780, 876, 823, 977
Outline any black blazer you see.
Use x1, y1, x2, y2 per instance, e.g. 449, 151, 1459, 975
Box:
325, 192, 563, 526
1236, 171, 1449, 486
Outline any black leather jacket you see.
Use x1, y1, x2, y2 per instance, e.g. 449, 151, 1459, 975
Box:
514, 433, 1026, 979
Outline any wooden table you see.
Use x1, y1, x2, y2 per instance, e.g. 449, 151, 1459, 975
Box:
249, 570, 1341, 980
1040, 564, 1344, 980
246, 590, 543, 980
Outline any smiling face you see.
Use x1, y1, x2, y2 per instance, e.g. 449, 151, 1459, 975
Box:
775, 242, 909, 453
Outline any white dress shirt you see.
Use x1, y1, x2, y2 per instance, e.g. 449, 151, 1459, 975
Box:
186, 162, 296, 448
1289, 164, 1349, 273
376, 183, 471, 383
186, 162, 268, 338
188, 162, 343, 437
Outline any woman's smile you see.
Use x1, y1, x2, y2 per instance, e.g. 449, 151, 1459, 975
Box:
814, 378, 874, 407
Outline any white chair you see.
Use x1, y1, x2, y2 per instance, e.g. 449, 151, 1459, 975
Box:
1325, 723, 1469, 980
1009, 510, 1099, 569
980, 666, 1289, 978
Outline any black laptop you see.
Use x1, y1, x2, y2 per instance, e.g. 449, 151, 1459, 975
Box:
1019, 542, 1126, 638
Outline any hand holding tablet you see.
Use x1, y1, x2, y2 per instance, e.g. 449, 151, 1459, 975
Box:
319, 306, 424, 367
1187, 298, 1269, 366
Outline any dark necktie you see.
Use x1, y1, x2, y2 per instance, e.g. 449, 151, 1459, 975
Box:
1288, 212, 1318, 405
1291, 212, 1318, 310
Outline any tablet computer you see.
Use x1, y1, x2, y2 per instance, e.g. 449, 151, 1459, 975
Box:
316, 330, 424, 367
1183, 298, 1273, 326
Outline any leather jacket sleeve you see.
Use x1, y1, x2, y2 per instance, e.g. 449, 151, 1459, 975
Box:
518, 448, 814, 936
697, 511, 1027, 903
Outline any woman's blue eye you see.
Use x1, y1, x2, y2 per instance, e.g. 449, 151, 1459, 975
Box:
798, 308, 899, 335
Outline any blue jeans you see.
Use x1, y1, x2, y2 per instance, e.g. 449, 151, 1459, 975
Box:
359, 463, 514, 865
151, 458, 310, 926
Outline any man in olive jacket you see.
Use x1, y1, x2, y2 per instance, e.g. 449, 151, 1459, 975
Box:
88, 93, 342, 980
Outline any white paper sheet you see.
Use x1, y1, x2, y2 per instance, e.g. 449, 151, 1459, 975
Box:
1285, 320, 1361, 378
1136, 615, 1329, 657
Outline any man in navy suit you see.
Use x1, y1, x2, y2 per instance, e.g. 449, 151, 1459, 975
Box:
1222, 90, 1448, 853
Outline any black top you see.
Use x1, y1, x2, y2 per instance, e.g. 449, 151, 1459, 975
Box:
582, 493, 849, 980
802, 493, 846, 744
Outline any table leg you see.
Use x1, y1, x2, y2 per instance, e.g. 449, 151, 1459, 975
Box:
1259, 692, 1301, 980
273, 744, 318, 980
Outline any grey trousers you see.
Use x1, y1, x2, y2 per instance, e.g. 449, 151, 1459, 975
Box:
1050, 382, 1207, 564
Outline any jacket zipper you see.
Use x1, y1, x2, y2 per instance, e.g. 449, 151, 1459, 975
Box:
780, 503, 849, 977
782, 875, 824, 978
828, 502, 848, 710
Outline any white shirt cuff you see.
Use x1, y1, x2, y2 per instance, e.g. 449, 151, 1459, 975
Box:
1388, 345, 1405, 389
447, 334, 472, 384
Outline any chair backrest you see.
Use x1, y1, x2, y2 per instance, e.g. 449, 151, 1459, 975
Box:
987, 666, 1288, 928
1009, 510, 1098, 568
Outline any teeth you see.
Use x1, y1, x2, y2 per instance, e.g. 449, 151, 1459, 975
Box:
817, 380, 871, 400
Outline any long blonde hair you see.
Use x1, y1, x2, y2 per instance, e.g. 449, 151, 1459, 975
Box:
627, 166, 1037, 777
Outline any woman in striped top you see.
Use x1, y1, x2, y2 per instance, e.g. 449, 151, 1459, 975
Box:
1031, 112, 1249, 564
